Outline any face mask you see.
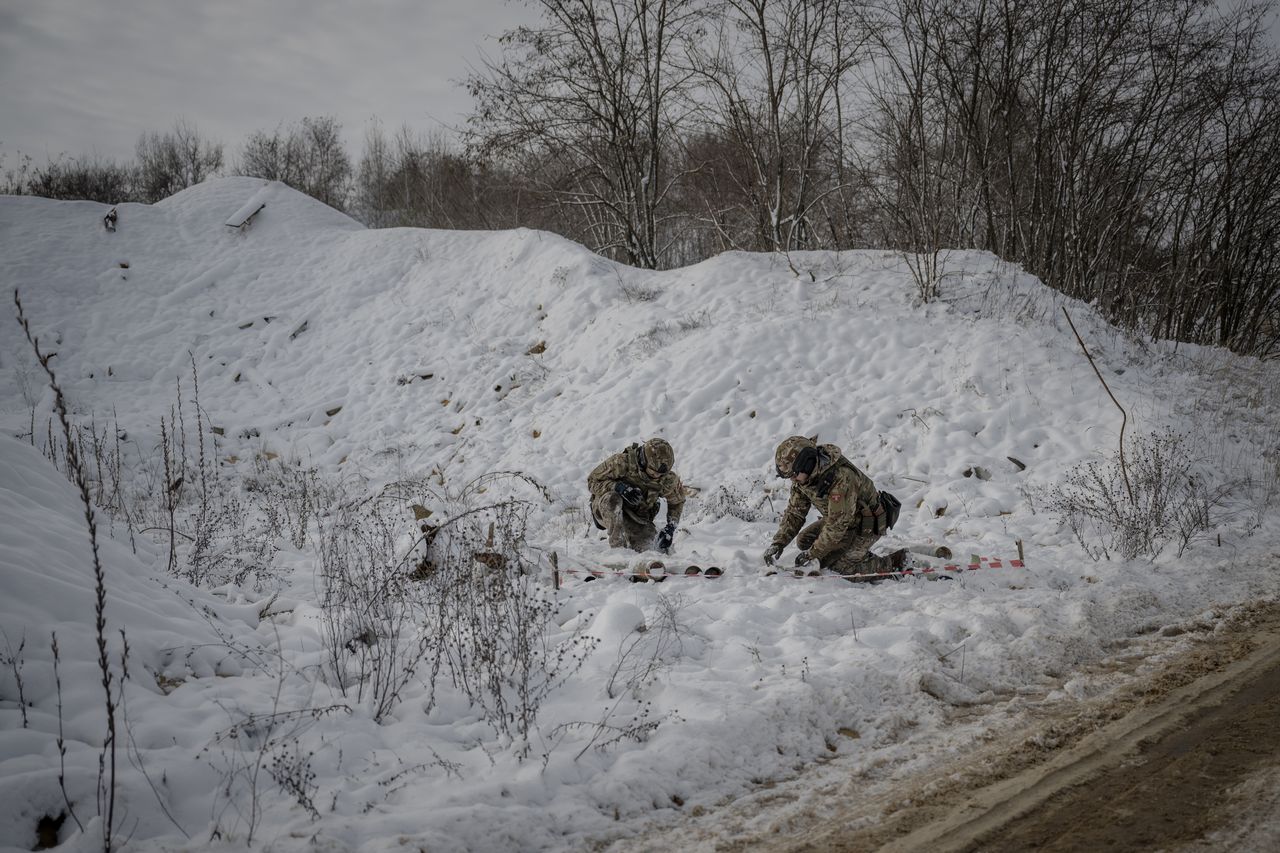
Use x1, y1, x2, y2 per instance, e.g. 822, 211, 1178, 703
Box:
792, 446, 818, 477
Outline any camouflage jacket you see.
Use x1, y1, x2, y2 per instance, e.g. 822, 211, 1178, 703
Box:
770, 444, 880, 560
587, 443, 685, 524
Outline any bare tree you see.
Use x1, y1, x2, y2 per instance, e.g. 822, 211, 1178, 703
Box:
240, 117, 352, 210
855, 0, 964, 299
467, 0, 704, 268
136, 119, 224, 202
295, 117, 353, 209
690, 0, 875, 253
353, 121, 396, 227
1, 152, 36, 196
355, 122, 529, 229
1154, 9, 1280, 356
857, 0, 1280, 350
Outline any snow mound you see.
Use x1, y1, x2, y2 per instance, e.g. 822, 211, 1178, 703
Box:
1, 182, 1278, 851
0, 434, 268, 849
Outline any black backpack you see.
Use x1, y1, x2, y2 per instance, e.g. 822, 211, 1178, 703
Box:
878, 490, 902, 531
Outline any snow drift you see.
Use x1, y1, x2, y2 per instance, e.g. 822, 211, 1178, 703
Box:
0, 177, 1277, 851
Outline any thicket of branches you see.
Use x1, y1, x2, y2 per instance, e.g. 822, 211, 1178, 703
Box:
861, 0, 1280, 357
240, 117, 353, 210
3, 120, 225, 205
6, 0, 1278, 357
464, 0, 1280, 357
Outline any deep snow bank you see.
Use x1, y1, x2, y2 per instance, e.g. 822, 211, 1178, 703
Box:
1, 178, 1278, 852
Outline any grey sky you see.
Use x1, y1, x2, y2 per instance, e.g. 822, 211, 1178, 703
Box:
3, 0, 1276, 171
0, 0, 535, 166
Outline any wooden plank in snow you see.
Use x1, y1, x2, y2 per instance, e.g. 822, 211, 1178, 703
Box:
225, 200, 266, 229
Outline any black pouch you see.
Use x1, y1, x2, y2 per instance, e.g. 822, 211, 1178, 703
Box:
878, 490, 902, 531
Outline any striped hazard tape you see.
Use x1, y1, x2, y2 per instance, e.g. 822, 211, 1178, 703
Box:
551, 554, 1025, 586
808, 554, 1027, 582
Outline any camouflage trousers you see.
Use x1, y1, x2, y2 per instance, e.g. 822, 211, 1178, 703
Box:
591, 492, 658, 552
796, 520, 890, 575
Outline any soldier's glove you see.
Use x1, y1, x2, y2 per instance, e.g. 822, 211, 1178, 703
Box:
763, 543, 784, 566
656, 522, 676, 553
613, 482, 644, 506
793, 550, 815, 567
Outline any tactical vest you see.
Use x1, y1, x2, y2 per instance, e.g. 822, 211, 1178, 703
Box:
813, 455, 886, 535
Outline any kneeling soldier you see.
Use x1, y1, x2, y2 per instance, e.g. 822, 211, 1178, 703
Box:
588, 438, 684, 553
763, 435, 906, 576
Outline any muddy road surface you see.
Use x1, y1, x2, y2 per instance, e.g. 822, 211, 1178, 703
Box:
874, 603, 1280, 853
607, 598, 1280, 853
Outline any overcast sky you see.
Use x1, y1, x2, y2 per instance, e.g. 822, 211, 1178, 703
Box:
0, 0, 536, 167
3, 1, 1277, 173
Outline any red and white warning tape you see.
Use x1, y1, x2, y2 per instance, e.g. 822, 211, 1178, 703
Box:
828, 554, 1026, 582
553, 554, 1024, 586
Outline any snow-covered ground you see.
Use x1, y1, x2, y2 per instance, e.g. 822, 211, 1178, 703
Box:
0, 177, 1277, 852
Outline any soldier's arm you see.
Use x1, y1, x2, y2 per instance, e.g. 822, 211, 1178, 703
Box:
587, 453, 625, 497
662, 475, 685, 525
771, 487, 811, 548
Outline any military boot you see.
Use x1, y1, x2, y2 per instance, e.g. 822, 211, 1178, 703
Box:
607, 500, 627, 548
882, 549, 909, 570
829, 552, 879, 577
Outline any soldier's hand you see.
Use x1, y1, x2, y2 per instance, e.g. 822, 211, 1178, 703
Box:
613, 481, 644, 505
763, 543, 784, 565
656, 522, 675, 552
793, 550, 815, 567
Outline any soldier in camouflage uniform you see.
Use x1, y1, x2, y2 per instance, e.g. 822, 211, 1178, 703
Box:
763, 435, 907, 576
588, 438, 685, 553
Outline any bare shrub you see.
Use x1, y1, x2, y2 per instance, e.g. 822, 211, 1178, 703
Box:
690, 478, 767, 524
1262, 445, 1280, 514
162, 447, 341, 592
201, 694, 348, 844
0, 630, 29, 728
1043, 430, 1235, 560
50, 634, 83, 836
555, 593, 690, 759
266, 742, 320, 821
20, 349, 333, 592
315, 489, 437, 723
433, 513, 597, 754
315, 471, 597, 748
15, 290, 127, 852
604, 593, 691, 701
404, 473, 597, 756
18, 154, 137, 203
636, 309, 711, 355
620, 281, 663, 303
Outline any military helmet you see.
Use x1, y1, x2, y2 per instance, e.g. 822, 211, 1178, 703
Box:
640, 437, 675, 474
774, 435, 817, 478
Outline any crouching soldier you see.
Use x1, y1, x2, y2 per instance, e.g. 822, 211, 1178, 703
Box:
588, 437, 685, 553
763, 435, 906, 576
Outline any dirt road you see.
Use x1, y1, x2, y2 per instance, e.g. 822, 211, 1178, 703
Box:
966, 638, 1280, 852
786, 600, 1280, 853
606, 598, 1280, 853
